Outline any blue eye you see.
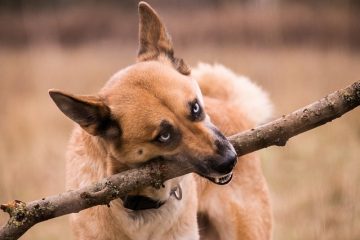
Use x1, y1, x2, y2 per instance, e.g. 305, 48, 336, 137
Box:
158, 132, 171, 143
189, 100, 203, 121
192, 102, 200, 113
152, 120, 179, 146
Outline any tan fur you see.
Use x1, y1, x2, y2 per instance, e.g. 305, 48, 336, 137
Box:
50, 2, 272, 239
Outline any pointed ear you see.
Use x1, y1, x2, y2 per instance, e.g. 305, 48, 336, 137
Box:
49, 89, 121, 138
137, 1, 190, 75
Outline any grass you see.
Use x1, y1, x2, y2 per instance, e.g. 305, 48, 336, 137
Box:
0, 43, 359, 239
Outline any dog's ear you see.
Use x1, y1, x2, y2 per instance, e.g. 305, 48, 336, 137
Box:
137, 1, 190, 75
49, 90, 121, 138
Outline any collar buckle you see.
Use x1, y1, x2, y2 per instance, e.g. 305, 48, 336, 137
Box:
170, 184, 182, 200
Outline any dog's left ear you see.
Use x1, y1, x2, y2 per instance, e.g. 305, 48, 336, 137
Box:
137, 1, 190, 75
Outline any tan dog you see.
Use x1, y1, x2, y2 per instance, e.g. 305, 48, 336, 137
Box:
49, 2, 273, 239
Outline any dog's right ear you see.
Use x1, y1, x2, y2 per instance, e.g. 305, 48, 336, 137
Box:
49, 90, 121, 138
137, 1, 190, 75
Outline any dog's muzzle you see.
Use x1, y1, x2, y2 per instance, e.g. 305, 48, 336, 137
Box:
195, 137, 237, 185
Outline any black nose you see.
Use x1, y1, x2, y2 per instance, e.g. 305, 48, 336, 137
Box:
213, 150, 237, 174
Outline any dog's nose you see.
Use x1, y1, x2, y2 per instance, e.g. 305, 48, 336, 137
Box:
214, 150, 237, 174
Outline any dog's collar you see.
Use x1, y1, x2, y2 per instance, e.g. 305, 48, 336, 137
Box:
121, 195, 165, 210
121, 184, 182, 211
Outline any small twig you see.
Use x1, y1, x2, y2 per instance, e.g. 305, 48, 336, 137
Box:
1, 81, 360, 240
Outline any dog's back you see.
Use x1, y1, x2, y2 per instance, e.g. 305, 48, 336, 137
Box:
193, 63, 273, 239
193, 63, 272, 127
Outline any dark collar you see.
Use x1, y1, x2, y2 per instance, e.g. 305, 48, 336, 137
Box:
121, 195, 165, 211
121, 184, 182, 211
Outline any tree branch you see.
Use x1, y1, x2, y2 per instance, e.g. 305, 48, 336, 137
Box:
229, 81, 360, 155
1, 81, 360, 240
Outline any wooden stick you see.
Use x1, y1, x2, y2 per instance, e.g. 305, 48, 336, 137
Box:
1, 81, 360, 240
229, 81, 360, 155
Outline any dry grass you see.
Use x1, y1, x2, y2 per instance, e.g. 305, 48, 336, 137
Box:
0, 42, 359, 239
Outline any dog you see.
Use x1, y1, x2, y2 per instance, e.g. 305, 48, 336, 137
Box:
49, 2, 273, 239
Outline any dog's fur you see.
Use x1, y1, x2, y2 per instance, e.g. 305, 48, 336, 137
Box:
50, 2, 273, 240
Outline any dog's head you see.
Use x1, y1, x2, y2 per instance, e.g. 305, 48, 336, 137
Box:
50, 2, 237, 202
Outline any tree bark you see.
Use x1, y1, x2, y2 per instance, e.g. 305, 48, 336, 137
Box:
1, 81, 360, 240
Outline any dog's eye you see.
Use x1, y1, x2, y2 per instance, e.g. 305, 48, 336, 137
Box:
189, 99, 203, 121
153, 121, 178, 145
157, 132, 171, 143
192, 102, 200, 114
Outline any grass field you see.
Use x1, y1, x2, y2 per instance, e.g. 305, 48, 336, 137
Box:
0, 40, 360, 239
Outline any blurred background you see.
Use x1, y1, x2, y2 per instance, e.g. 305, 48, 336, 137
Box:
0, 0, 359, 239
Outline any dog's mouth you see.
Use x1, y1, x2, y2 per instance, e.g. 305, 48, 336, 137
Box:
125, 156, 234, 186
199, 172, 233, 185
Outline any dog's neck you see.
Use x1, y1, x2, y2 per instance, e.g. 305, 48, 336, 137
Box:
78, 128, 184, 211
77, 129, 122, 176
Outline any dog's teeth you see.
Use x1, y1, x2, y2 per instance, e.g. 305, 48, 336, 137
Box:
208, 172, 232, 184
220, 176, 226, 183
218, 173, 232, 184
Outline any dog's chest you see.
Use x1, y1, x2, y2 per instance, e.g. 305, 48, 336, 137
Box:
108, 198, 189, 239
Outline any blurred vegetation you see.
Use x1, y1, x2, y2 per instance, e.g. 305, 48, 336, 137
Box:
1, 0, 360, 9
0, 0, 359, 49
